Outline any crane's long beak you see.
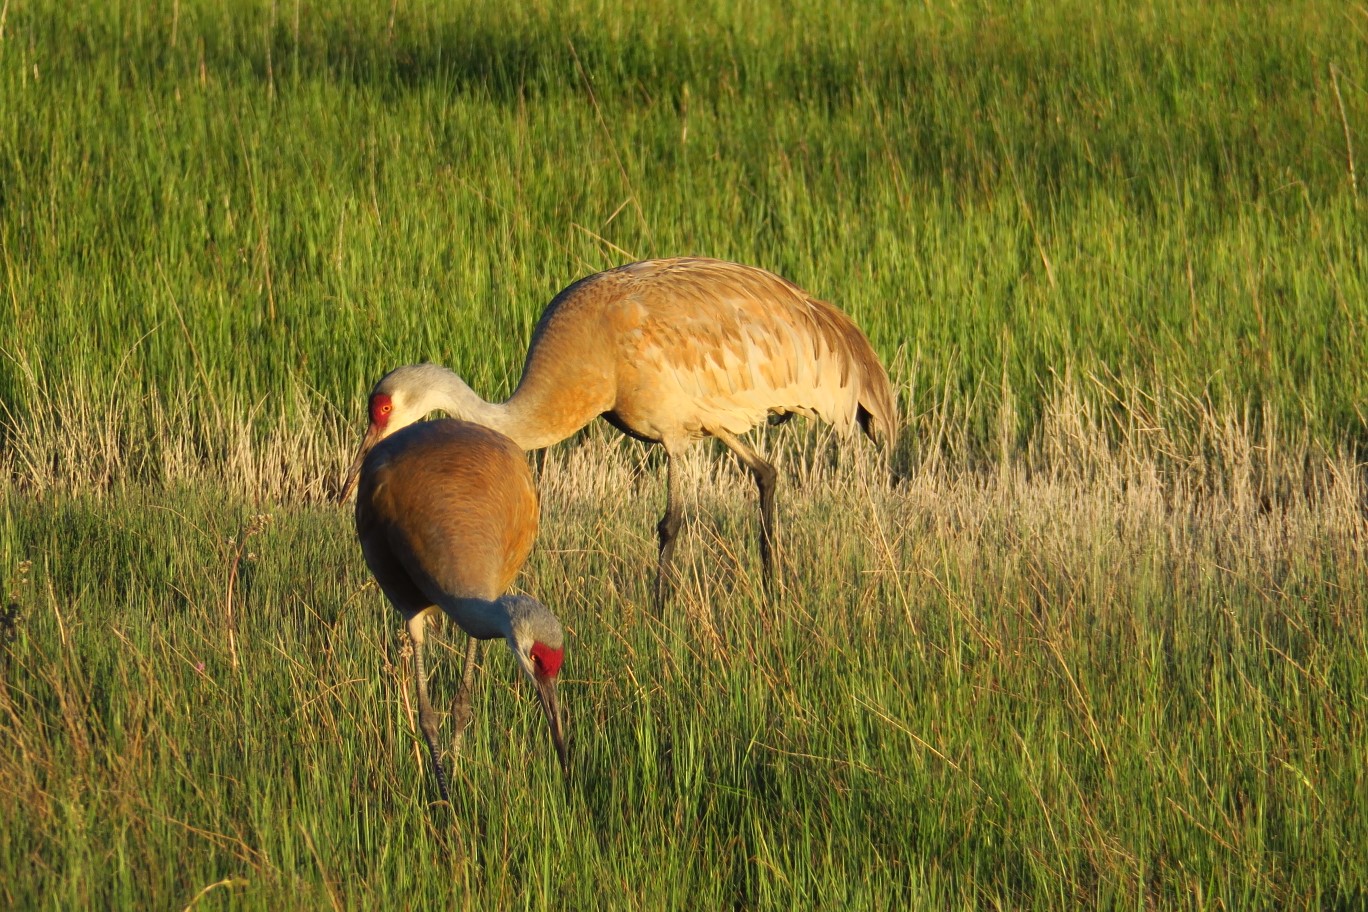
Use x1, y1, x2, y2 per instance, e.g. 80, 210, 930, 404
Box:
534, 674, 570, 778
336, 424, 382, 504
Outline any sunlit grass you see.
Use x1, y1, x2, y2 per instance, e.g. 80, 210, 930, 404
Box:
2, 0, 1367, 908
4, 387, 1368, 908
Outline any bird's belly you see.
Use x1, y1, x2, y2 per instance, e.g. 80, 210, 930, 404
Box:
613, 359, 830, 444
601, 409, 661, 444
607, 397, 769, 446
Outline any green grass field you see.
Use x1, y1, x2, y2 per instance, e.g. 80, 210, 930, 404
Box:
2, 1, 1366, 908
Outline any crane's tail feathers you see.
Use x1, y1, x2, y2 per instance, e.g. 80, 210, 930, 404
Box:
799, 294, 898, 446
846, 320, 897, 445
834, 317, 898, 445
861, 380, 898, 445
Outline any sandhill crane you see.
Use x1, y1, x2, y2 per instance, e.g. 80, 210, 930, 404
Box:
340, 257, 897, 609
353, 417, 568, 801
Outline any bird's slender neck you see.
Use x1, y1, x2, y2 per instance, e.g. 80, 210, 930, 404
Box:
441, 595, 514, 642
415, 369, 510, 438
416, 367, 581, 451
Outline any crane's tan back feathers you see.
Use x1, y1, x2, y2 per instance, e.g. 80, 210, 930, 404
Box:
521, 258, 896, 445
356, 421, 538, 607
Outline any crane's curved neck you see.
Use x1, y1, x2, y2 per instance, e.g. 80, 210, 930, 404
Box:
440, 595, 514, 642
415, 366, 591, 451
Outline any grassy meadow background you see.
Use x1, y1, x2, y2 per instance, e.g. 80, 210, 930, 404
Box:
2, 0, 1367, 908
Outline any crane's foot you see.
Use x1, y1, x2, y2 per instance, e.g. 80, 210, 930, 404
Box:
421, 731, 452, 803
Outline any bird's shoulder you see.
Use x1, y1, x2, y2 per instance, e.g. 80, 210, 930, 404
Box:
361, 421, 534, 560
535, 258, 811, 324
363, 421, 527, 499
612, 261, 849, 367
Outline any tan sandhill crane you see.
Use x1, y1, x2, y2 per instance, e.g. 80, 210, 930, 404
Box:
340, 257, 897, 609
353, 417, 568, 802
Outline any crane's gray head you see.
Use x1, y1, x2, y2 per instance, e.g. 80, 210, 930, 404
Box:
502, 593, 565, 668
336, 364, 461, 503
500, 594, 570, 776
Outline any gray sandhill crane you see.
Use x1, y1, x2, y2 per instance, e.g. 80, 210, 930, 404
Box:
353, 417, 568, 801
340, 257, 897, 609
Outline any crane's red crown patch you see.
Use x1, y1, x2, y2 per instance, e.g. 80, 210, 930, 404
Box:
530, 642, 564, 678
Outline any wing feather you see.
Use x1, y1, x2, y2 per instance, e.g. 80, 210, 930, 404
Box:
600, 258, 894, 440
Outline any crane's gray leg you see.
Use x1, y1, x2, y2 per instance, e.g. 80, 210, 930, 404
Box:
655, 452, 683, 613
449, 638, 480, 756
713, 430, 780, 598
406, 614, 452, 803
